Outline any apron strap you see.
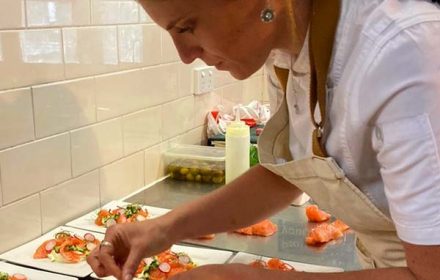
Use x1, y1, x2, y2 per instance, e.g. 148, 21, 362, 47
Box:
309, 0, 341, 157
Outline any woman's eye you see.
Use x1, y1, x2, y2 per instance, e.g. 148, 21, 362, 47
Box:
176, 26, 193, 34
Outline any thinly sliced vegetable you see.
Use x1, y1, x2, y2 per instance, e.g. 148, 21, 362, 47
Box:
86, 242, 98, 251
84, 233, 96, 242
136, 215, 146, 222
158, 262, 171, 273
105, 218, 117, 228
178, 255, 190, 265
44, 240, 57, 252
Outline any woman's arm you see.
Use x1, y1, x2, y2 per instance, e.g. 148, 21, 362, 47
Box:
88, 164, 302, 280
171, 242, 440, 280
164, 164, 303, 241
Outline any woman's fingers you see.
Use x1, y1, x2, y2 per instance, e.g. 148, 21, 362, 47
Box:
98, 238, 123, 279
122, 248, 144, 280
87, 248, 111, 277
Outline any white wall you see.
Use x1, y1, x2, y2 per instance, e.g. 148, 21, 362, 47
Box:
0, 0, 264, 253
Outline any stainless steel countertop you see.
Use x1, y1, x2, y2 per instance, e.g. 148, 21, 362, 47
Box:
125, 178, 362, 271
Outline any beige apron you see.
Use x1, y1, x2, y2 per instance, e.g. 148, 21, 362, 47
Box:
259, 0, 406, 269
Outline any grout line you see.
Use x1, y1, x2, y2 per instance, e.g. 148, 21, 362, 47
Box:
29, 87, 37, 140
69, 132, 73, 178
23, 0, 28, 28
38, 193, 43, 235
0, 161, 3, 207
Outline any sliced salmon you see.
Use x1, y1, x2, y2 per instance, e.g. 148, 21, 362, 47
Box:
197, 234, 216, 240
249, 258, 295, 271
332, 219, 350, 232
305, 219, 350, 246
235, 219, 278, 237
135, 250, 195, 279
267, 258, 295, 271
33, 239, 55, 259
305, 205, 331, 222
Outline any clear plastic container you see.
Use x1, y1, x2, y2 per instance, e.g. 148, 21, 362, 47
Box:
163, 145, 226, 184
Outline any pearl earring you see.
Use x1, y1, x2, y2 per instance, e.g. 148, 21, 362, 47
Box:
261, 8, 275, 22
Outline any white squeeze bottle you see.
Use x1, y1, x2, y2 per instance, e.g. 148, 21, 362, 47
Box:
225, 108, 250, 184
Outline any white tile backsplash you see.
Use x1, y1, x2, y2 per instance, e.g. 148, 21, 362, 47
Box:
63, 26, 119, 79
0, 30, 64, 90
161, 96, 195, 140
100, 152, 144, 204
0, 194, 41, 253
0, 88, 34, 150
0, 0, 264, 254
123, 106, 162, 155
0, 133, 71, 205
95, 69, 148, 121
26, 0, 90, 27
33, 77, 97, 138
144, 144, 164, 185
41, 170, 100, 232
0, 0, 25, 30
161, 30, 179, 63
71, 119, 123, 176
91, 0, 139, 25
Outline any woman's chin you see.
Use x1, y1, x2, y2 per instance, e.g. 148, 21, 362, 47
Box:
226, 67, 255, 81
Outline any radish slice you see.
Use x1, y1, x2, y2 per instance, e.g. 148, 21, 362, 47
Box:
178, 255, 190, 265
12, 273, 28, 280
143, 257, 154, 267
87, 242, 98, 251
136, 215, 146, 222
106, 218, 116, 228
84, 233, 96, 242
45, 240, 57, 252
158, 262, 171, 273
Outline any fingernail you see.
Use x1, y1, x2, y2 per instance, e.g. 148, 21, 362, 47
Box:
124, 273, 133, 280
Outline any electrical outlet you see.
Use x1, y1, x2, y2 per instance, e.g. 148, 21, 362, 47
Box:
192, 66, 215, 95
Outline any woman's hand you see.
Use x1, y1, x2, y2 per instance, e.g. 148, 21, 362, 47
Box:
87, 218, 176, 280
169, 264, 285, 280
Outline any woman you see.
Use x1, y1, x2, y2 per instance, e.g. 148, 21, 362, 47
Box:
88, 0, 440, 279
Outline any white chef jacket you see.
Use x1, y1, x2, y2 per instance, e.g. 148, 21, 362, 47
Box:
265, 0, 440, 245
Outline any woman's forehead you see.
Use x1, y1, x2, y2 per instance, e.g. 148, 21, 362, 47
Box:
140, 0, 200, 27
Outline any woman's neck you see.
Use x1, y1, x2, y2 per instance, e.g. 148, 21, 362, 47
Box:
274, 0, 312, 56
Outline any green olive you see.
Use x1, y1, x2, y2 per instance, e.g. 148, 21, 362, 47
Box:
167, 164, 178, 173
186, 173, 195, 181
195, 174, 202, 182
189, 167, 200, 175
212, 170, 225, 177
202, 175, 212, 183
180, 167, 189, 175
212, 176, 224, 184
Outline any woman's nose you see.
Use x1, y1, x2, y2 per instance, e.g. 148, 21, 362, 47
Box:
172, 37, 203, 64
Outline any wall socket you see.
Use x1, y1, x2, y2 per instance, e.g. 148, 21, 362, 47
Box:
192, 66, 215, 95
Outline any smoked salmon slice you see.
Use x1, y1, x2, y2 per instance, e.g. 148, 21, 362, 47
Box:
305, 205, 331, 222
249, 258, 295, 271
235, 219, 278, 237
305, 220, 350, 246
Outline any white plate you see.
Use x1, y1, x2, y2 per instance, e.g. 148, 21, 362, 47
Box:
0, 226, 104, 278
66, 201, 171, 234
229, 252, 344, 273
91, 244, 234, 279
0, 261, 77, 280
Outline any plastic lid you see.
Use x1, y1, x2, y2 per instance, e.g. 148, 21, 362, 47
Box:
164, 144, 225, 161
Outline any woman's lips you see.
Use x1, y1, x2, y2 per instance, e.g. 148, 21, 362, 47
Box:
215, 61, 225, 70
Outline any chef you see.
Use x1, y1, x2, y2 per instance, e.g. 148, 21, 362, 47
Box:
88, 0, 440, 279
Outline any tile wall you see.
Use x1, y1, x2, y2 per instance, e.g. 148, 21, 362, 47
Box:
0, 0, 265, 253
